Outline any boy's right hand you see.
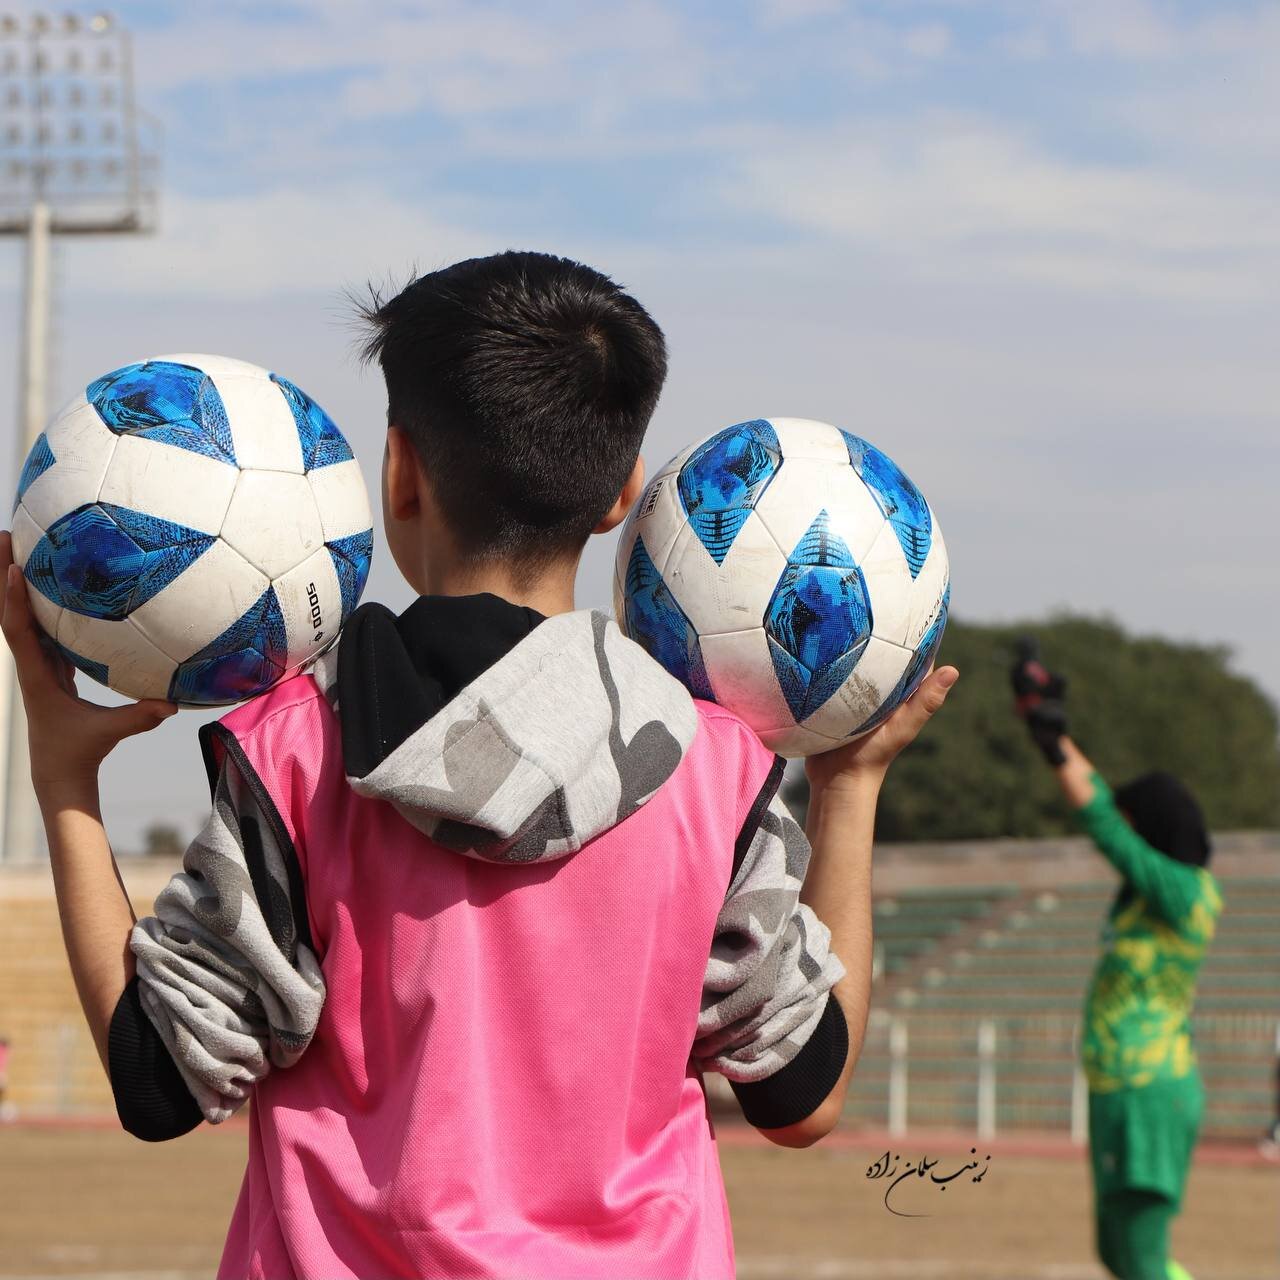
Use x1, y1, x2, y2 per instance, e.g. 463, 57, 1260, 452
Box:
0, 531, 178, 798
804, 666, 959, 796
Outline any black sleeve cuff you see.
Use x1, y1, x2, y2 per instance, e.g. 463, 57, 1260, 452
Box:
730, 993, 849, 1129
108, 977, 203, 1142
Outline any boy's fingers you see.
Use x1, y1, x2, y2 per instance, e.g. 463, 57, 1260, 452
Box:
39, 635, 77, 695
901, 665, 959, 726
1, 564, 45, 674
2, 568, 78, 712
0, 530, 13, 576
921, 664, 959, 709
50, 646, 77, 696
98, 699, 180, 741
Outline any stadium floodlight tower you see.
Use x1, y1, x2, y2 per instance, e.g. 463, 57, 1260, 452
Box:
0, 10, 158, 863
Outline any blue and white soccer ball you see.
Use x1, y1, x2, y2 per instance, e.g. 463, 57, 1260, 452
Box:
614, 418, 949, 757
10, 354, 373, 706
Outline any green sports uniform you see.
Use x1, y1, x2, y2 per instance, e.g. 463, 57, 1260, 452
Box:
1075, 773, 1222, 1280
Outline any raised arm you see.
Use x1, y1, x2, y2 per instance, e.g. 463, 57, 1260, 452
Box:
794, 666, 958, 1142
0, 537, 178, 1069
692, 781, 849, 1148
692, 667, 958, 1149
1011, 643, 1203, 927
1, 534, 325, 1142
1056, 737, 1202, 920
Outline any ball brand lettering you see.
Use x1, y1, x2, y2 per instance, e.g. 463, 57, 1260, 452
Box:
307, 581, 323, 641
637, 476, 664, 520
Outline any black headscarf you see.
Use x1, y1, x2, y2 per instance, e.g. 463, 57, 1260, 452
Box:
1113, 771, 1212, 868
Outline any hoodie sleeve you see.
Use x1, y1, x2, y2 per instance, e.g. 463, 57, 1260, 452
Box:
108, 747, 326, 1139
692, 781, 848, 1129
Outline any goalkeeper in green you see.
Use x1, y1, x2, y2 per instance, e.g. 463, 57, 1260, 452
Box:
1012, 642, 1221, 1280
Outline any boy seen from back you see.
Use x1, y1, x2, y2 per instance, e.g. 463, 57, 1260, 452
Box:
1, 251, 957, 1279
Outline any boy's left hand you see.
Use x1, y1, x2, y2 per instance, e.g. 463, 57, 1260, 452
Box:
805, 665, 959, 795
0, 531, 178, 797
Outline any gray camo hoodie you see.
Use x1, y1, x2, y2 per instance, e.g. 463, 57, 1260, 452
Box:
121, 598, 847, 1135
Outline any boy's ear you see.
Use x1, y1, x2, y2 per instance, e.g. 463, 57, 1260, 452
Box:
593, 456, 646, 535
384, 426, 422, 522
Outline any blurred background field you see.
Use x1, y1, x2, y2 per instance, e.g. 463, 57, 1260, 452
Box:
4, 831, 1277, 1137
2, 833, 1276, 1277
1, 1114, 1275, 1279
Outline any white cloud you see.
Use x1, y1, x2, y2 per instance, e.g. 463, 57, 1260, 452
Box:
720, 115, 1280, 302
1024, 0, 1280, 66
53, 188, 486, 300
135, 2, 707, 121
998, 27, 1050, 60
903, 22, 951, 59
1052, 0, 1180, 59
756, 0, 845, 26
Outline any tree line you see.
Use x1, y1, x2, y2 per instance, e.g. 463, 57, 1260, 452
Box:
785, 614, 1280, 841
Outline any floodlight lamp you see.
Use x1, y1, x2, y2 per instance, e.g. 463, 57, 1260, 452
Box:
31, 14, 49, 32
63, 14, 79, 32
89, 12, 111, 32
0, 16, 17, 35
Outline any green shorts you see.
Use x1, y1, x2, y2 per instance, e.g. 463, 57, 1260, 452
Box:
1088, 1074, 1204, 1207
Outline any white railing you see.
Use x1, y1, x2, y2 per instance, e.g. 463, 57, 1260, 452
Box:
869, 1012, 1278, 1140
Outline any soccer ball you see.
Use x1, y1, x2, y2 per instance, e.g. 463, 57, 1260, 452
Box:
10, 354, 373, 706
614, 417, 949, 757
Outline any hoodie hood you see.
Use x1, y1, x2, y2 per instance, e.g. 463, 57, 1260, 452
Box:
311, 596, 697, 866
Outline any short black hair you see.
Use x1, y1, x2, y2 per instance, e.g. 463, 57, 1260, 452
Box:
360, 250, 667, 569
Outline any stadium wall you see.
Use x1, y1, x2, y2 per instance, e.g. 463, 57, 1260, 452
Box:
2, 837, 1276, 1129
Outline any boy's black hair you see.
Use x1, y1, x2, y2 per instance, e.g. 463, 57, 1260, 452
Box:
359, 250, 667, 570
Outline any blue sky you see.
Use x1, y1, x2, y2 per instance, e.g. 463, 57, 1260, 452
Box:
0, 0, 1276, 848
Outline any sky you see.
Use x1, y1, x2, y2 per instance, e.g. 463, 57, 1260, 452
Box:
0, 0, 1276, 851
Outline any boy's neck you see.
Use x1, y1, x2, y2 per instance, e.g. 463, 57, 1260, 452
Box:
420, 560, 578, 618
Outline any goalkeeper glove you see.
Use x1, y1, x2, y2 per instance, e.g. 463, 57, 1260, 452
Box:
1011, 637, 1068, 767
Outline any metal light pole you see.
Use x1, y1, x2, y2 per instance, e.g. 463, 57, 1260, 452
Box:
3, 196, 52, 866
0, 11, 158, 863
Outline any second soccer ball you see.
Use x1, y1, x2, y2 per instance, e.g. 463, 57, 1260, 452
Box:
614, 417, 949, 757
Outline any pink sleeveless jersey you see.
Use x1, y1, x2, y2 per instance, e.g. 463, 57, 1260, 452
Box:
210, 673, 776, 1279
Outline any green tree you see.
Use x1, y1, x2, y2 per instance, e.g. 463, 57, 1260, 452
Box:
784, 615, 1280, 840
